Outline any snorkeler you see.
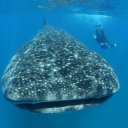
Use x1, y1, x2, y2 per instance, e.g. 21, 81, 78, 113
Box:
94, 24, 116, 49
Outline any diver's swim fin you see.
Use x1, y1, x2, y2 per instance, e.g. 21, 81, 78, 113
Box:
94, 35, 97, 39
111, 43, 117, 48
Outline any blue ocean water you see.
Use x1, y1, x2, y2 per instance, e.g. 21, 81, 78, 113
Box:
0, 0, 128, 128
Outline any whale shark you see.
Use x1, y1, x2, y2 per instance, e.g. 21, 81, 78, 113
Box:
1, 26, 119, 113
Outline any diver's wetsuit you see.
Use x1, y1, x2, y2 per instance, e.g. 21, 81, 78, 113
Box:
94, 25, 116, 49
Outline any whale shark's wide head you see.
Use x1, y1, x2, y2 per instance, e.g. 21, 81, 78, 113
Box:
1, 26, 119, 113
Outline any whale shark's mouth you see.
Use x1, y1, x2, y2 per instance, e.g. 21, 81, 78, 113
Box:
15, 95, 112, 113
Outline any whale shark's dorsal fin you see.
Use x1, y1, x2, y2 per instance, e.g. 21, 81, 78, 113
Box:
43, 16, 47, 26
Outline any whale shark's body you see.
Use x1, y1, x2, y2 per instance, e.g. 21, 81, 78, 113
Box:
1, 26, 119, 113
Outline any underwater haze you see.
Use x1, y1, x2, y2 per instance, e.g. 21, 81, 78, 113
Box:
0, 0, 128, 128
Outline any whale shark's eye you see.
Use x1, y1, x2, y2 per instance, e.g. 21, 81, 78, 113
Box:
1, 26, 119, 113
